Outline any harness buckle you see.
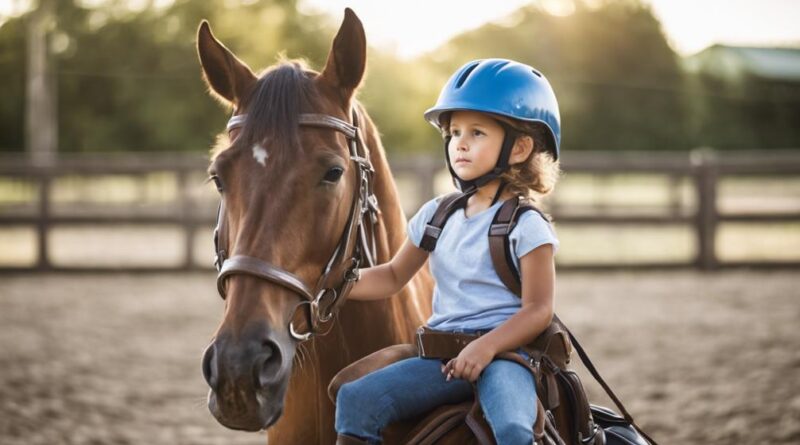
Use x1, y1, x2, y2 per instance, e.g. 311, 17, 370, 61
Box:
423, 224, 442, 240
343, 257, 361, 283
489, 223, 510, 236
367, 194, 380, 215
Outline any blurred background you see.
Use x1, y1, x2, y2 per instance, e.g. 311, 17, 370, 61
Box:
0, 0, 798, 444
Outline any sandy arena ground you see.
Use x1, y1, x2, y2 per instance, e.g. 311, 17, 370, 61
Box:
1, 270, 798, 445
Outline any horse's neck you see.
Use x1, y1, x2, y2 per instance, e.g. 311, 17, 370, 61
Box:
344, 106, 432, 345
268, 110, 433, 444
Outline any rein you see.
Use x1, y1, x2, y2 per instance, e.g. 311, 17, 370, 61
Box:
213, 109, 380, 341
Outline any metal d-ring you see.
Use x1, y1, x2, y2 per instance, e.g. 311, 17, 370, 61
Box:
288, 301, 313, 342
289, 322, 312, 342
314, 288, 338, 323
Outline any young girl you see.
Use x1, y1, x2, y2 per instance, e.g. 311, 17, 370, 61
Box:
335, 58, 562, 445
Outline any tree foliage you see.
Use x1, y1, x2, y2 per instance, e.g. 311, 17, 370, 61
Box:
0, 0, 797, 154
1, 0, 332, 153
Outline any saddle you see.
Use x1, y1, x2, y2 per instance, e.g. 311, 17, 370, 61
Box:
329, 193, 657, 445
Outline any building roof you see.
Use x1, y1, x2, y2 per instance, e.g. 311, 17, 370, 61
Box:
684, 45, 800, 82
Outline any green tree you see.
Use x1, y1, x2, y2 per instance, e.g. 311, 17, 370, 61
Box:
0, 0, 332, 153
374, 0, 689, 154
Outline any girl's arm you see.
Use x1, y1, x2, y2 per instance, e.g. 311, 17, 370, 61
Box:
347, 238, 429, 301
443, 243, 555, 382
480, 243, 555, 355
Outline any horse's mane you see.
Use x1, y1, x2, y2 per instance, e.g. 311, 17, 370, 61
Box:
212, 60, 321, 163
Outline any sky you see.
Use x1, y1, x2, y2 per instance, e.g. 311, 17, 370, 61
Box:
299, 0, 800, 58
0, 0, 798, 57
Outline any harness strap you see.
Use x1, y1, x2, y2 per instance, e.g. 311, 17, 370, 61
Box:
419, 191, 473, 252
488, 196, 550, 296
563, 326, 659, 445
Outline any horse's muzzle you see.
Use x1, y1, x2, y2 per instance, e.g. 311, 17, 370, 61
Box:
202, 323, 293, 431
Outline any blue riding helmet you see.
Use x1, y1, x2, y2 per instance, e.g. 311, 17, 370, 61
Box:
425, 58, 561, 157
424, 59, 561, 193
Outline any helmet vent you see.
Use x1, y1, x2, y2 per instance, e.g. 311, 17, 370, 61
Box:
455, 62, 480, 88
531, 69, 542, 78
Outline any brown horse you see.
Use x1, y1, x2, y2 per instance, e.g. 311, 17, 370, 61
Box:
197, 9, 440, 444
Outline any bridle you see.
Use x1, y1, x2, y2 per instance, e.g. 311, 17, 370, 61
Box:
213, 109, 380, 342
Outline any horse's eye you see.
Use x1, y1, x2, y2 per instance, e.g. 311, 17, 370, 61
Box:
210, 175, 224, 192
323, 167, 344, 183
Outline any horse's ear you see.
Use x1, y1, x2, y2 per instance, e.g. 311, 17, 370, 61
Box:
319, 8, 366, 100
197, 20, 257, 107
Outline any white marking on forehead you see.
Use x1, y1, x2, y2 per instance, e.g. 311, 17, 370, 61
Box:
252, 144, 269, 167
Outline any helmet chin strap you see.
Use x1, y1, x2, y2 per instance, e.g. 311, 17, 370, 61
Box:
443, 120, 519, 196
489, 180, 508, 206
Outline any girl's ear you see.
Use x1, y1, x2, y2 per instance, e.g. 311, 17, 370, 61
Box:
510, 135, 534, 165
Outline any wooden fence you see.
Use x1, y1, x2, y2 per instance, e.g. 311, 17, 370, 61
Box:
0, 149, 798, 272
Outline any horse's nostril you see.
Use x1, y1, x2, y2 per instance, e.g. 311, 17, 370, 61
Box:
253, 339, 283, 389
202, 343, 218, 390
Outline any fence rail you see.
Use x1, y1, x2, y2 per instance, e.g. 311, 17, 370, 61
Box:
1, 149, 799, 272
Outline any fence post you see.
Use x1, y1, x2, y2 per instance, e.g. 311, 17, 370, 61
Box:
419, 157, 436, 203
668, 173, 682, 217
37, 170, 52, 271
26, 0, 58, 167
691, 147, 719, 270
177, 169, 195, 270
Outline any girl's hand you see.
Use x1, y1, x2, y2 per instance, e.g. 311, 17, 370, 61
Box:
441, 338, 495, 383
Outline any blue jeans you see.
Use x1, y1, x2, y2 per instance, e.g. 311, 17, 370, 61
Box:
335, 349, 537, 444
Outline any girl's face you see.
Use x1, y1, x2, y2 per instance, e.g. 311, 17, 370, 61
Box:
447, 111, 506, 181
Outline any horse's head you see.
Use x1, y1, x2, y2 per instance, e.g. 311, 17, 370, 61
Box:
196, 9, 372, 431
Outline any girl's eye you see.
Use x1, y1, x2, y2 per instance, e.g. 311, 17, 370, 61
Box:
472, 129, 484, 137
323, 167, 344, 183
210, 175, 223, 192
450, 129, 461, 137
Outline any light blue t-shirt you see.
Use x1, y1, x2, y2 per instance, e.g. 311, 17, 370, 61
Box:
407, 195, 559, 332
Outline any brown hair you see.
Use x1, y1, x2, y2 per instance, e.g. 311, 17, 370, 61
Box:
439, 112, 562, 200
499, 120, 561, 200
